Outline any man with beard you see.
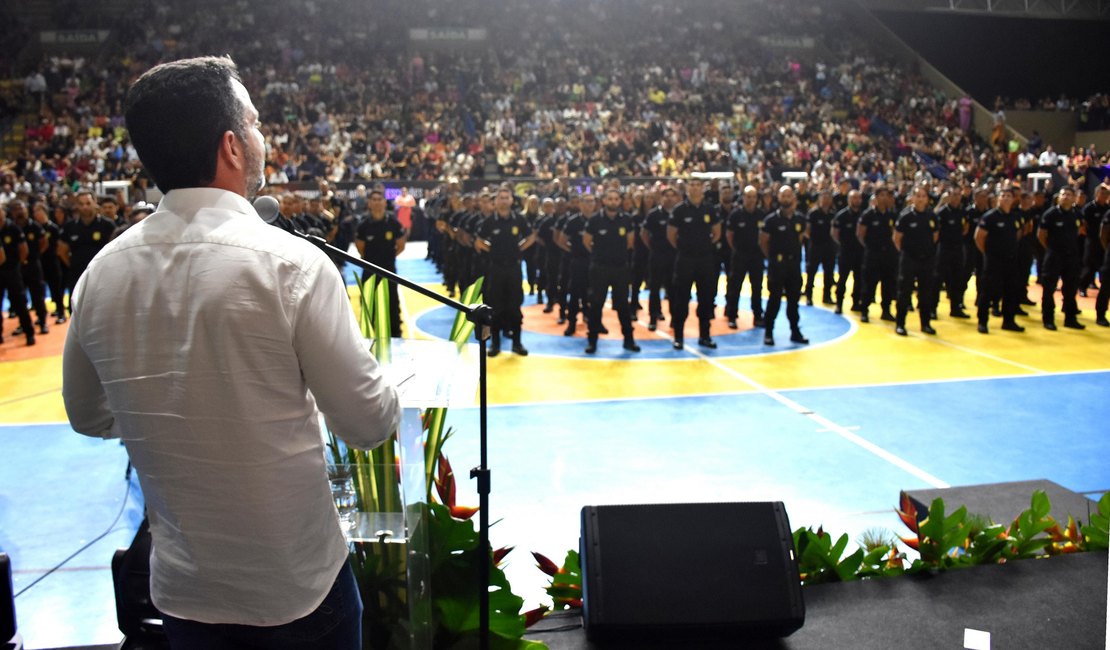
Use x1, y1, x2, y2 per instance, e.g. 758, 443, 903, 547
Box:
804, 189, 837, 307
1038, 186, 1086, 330
724, 185, 766, 328
759, 186, 809, 346
63, 56, 399, 649
476, 187, 535, 356
831, 190, 864, 315
583, 188, 639, 353
667, 179, 721, 349
892, 185, 938, 336
641, 186, 679, 332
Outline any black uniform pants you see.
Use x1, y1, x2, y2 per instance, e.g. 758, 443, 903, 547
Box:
978, 254, 1021, 325
725, 251, 764, 320
442, 240, 459, 295
565, 257, 589, 325
1095, 257, 1110, 317
1081, 238, 1105, 289
805, 241, 837, 301
1041, 253, 1081, 322
544, 248, 562, 308
964, 241, 983, 302
484, 262, 525, 333
861, 249, 897, 313
1, 268, 33, 340
765, 258, 802, 333
896, 254, 935, 328
628, 252, 648, 314
934, 243, 966, 311
835, 250, 862, 309
588, 263, 633, 341
523, 245, 539, 292
21, 260, 48, 324
41, 255, 64, 316
647, 251, 675, 321
670, 254, 718, 337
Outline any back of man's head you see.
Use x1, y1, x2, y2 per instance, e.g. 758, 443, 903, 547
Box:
124, 56, 244, 193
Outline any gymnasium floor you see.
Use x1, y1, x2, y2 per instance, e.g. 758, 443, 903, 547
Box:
2, 244, 1108, 649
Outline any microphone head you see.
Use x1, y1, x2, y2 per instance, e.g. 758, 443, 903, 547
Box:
253, 195, 281, 224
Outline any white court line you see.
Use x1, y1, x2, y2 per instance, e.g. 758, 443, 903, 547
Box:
912, 331, 1047, 374
639, 322, 950, 489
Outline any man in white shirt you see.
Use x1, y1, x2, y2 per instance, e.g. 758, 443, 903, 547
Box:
62, 56, 399, 649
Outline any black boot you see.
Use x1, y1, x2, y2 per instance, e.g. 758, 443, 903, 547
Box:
512, 332, 529, 356
622, 336, 640, 352
585, 336, 597, 354
488, 331, 501, 357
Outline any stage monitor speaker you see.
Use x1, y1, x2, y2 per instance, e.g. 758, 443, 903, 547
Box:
580, 502, 804, 642
1, 553, 15, 643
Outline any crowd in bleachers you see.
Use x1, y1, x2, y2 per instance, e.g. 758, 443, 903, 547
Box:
1001, 93, 1110, 131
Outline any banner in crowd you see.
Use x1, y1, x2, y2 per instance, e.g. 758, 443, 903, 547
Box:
40, 30, 110, 45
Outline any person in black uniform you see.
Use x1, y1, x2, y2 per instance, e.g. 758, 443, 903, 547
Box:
465, 192, 495, 289
475, 187, 535, 356
974, 187, 1025, 334
1094, 206, 1110, 326
1038, 186, 1085, 330
804, 189, 837, 306
354, 189, 408, 336
32, 201, 65, 324
892, 185, 939, 336
560, 193, 594, 336
667, 179, 721, 349
856, 187, 898, 323
535, 197, 560, 313
583, 188, 639, 354
933, 188, 970, 318
627, 189, 650, 322
521, 194, 543, 301
1, 206, 35, 346
759, 185, 809, 346
1015, 190, 1039, 308
963, 187, 991, 309
10, 201, 50, 335
641, 186, 678, 332
57, 189, 116, 314
724, 185, 766, 328
831, 190, 864, 315
437, 192, 463, 298
1079, 185, 1108, 296
714, 184, 736, 295
550, 197, 573, 324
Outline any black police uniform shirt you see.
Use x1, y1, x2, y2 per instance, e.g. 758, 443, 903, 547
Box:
1082, 201, 1107, 245
761, 210, 806, 263
1, 218, 25, 272
62, 215, 116, 273
726, 207, 764, 256
477, 212, 532, 265
935, 203, 967, 248
586, 211, 633, 266
536, 213, 557, 248
806, 207, 834, 246
1039, 207, 1082, 257
978, 208, 1019, 259
1102, 212, 1110, 266
894, 209, 937, 260
41, 220, 61, 259
669, 201, 718, 257
860, 208, 896, 252
561, 214, 591, 259
355, 214, 404, 268
643, 207, 674, 254
20, 220, 46, 263
832, 208, 863, 255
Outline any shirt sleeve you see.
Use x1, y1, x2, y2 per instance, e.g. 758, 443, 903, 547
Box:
62, 300, 116, 439
292, 256, 400, 450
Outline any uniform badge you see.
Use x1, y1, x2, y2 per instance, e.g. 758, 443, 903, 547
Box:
684, 217, 693, 223
776, 254, 783, 262
2, 236, 9, 244
704, 215, 711, 223
599, 229, 608, 235
619, 227, 626, 236
28, 234, 35, 241
93, 232, 102, 241
795, 224, 803, 232
1014, 221, 1020, 229
929, 220, 935, 229
512, 226, 519, 236
386, 231, 394, 241
888, 220, 894, 227
757, 221, 764, 228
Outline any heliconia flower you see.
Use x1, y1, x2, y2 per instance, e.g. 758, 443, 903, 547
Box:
532, 552, 560, 576
449, 504, 479, 520
564, 598, 583, 609
523, 606, 549, 628
896, 492, 920, 532
899, 535, 920, 550
493, 546, 514, 565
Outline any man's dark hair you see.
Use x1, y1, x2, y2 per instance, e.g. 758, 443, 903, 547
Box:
124, 56, 246, 192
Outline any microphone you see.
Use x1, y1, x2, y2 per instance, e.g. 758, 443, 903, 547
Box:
253, 195, 281, 224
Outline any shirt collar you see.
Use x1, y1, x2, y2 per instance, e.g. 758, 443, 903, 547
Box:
156, 188, 256, 220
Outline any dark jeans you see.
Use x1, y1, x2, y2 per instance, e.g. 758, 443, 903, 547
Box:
162, 562, 362, 650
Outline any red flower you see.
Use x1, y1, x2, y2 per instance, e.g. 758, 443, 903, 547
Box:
523, 606, 549, 628
532, 552, 559, 577
449, 505, 479, 520
493, 546, 514, 566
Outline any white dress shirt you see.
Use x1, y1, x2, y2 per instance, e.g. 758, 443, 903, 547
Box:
62, 187, 399, 626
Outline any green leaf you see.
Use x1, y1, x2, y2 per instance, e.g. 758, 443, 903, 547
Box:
1031, 490, 1051, 520
835, 548, 864, 582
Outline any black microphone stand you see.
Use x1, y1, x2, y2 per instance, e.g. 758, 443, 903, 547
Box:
293, 230, 496, 650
